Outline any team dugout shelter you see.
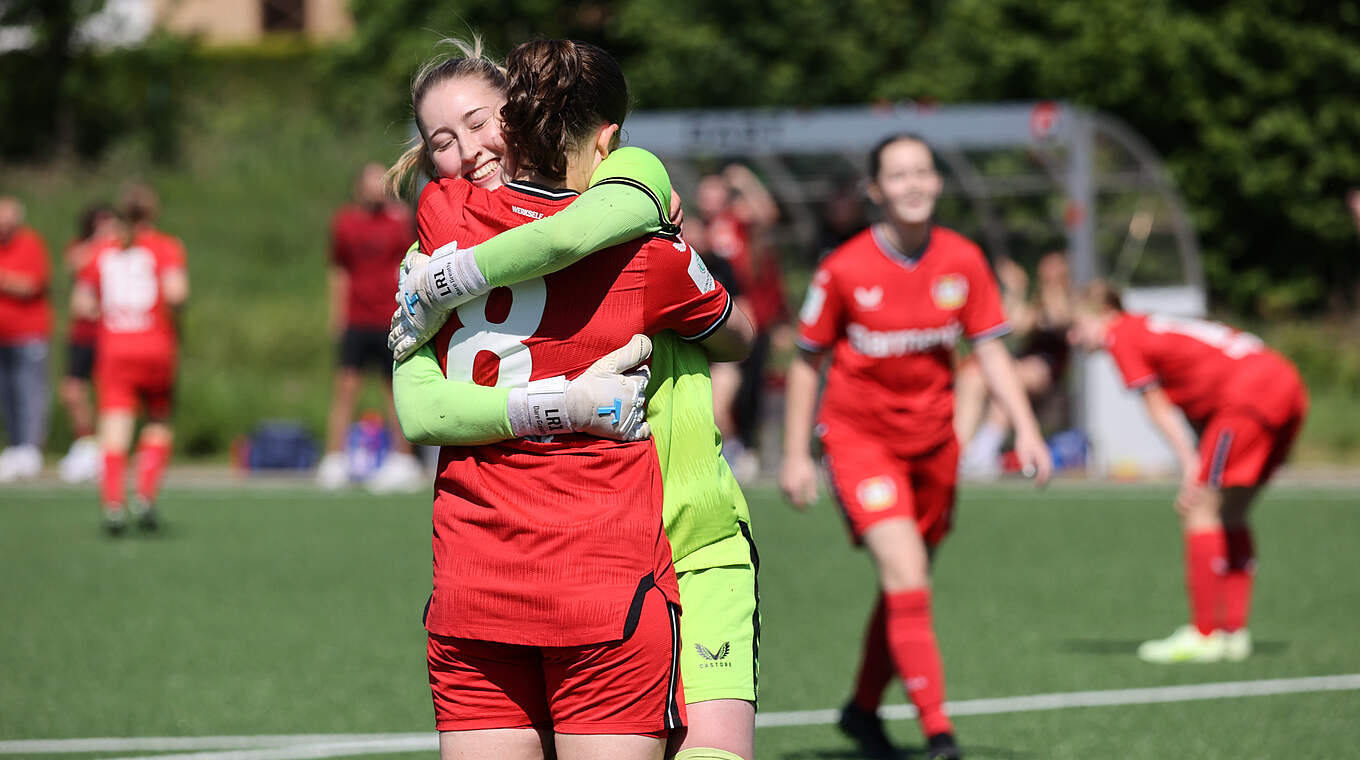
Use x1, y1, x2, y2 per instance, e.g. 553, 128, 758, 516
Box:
624, 101, 1205, 478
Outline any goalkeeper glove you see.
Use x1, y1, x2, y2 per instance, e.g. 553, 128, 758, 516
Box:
507, 334, 653, 441
389, 241, 490, 361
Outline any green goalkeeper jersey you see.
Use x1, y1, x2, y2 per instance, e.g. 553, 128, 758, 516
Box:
392, 147, 750, 565
646, 331, 750, 563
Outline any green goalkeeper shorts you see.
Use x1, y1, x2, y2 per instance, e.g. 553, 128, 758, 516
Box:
675, 523, 760, 705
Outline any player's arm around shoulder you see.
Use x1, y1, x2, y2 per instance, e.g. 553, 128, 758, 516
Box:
391, 344, 515, 447
472, 146, 680, 287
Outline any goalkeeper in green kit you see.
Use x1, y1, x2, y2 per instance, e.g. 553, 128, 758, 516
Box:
390, 146, 759, 760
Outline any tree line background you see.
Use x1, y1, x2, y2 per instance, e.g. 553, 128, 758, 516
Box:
8, 0, 1357, 315
3, 0, 1359, 458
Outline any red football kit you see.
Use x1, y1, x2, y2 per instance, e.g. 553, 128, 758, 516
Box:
418, 178, 728, 733
798, 225, 1008, 544
0, 227, 52, 343
330, 203, 414, 329
707, 210, 786, 330
64, 236, 109, 347
79, 229, 186, 415
1104, 312, 1307, 488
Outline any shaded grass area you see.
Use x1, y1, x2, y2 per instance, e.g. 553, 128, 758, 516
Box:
2, 483, 1358, 758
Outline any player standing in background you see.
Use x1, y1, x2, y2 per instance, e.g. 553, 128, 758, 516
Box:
955, 252, 1074, 477
315, 163, 423, 493
781, 134, 1052, 760
0, 196, 52, 482
392, 38, 753, 760
384, 37, 761, 760
697, 165, 789, 481
59, 203, 121, 483
72, 184, 187, 534
1069, 282, 1308, 663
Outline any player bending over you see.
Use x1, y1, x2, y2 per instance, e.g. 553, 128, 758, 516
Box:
1070, 281, 1307, 663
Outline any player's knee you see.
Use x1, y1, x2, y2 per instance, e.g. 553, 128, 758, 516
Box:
878, 554, 930, 591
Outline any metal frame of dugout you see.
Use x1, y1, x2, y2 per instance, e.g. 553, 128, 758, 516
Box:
624, 101, 1206, 478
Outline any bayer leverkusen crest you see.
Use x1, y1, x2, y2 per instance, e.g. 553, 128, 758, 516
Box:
931, 274, 968, 310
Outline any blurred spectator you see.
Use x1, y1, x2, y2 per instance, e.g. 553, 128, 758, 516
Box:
0, 196, 53, 482
683, 214, 746, 449
71, 184, 188, 532
316, 162, 422, 492
58, 203, 120, 483
815, 178, 869, 263
698, 164, 790, 481
955, 252, 1074, 477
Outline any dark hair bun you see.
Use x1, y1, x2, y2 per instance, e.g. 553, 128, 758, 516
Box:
502, 39, 628, 182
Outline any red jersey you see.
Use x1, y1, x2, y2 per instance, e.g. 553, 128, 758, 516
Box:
707, 210, 786, 330
418, 178, 733, 647
797, 225, 1008, 455
1105, 312, 1300, 429
330, 203, 413, 329
65, 234, 117, 345
0, 227, 52, 342
78, 229, 186, 363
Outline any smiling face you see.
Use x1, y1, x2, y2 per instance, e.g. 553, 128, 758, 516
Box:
868, 138, 942, 227
417, 74, 509, 190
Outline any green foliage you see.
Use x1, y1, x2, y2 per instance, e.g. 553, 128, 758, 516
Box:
340, 0, 1360, 314
0, 1, 191, 163
3, 54, 409, 458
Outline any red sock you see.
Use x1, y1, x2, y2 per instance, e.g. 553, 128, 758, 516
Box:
135, 440, 172, 504
884, 589, 952, 738
1223, 528, 1256, 631
852, 596, 895, 712
1185, 529, 1227, 635
102, 451, 127, 509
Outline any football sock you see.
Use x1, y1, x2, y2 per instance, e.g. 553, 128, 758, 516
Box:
1223, 527, 1256, 631
1185, 529, 1227, 636
852, 595, 895, 712
101, 451, 127, 509
135, 440, 172, 504
673, 749, 747, 760
884, 588, 952, 738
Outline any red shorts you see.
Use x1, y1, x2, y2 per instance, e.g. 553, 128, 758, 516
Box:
822, 431, 959, 546
427, 585, 684, 735
1198, 398, 1307, 489
95, 355, 175, 417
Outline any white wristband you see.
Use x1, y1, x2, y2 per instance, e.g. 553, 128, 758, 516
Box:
507, 376, 571, 437
427, 246, 490, 308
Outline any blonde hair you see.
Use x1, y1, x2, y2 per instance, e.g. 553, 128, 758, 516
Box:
385, 35, 507, 198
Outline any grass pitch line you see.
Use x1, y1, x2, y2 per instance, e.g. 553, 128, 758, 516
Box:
7, 673, 1359, 759
756, 672, 1360, 727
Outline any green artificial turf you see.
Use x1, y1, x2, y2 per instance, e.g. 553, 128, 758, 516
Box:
2, 482, 1357, 759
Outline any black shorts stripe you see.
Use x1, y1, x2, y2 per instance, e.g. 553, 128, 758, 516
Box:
621, 573, 657, 641
740, 520, 761, 709
664, 601, 683, 729
820, 449, 857, 536
1208, 429, 1234, 488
